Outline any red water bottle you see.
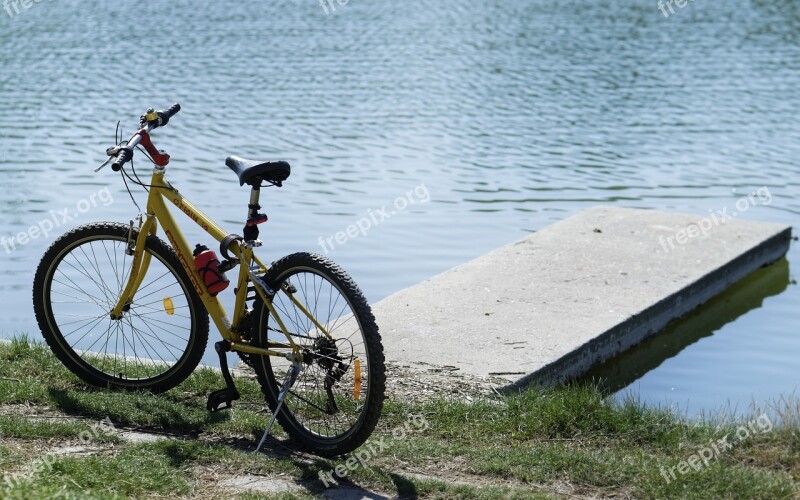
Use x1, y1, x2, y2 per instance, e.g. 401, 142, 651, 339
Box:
193, 244, 229, 296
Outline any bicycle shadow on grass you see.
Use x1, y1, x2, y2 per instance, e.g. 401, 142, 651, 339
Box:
44, 388, 416, 498
45, 386, 231, 437
205, 436, 416, 498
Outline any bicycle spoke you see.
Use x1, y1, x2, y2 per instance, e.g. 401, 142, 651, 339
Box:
100, 239, 122, 293
258, 266, 375, 441
44, 231, 198, 384
134, 281, 184, 303
53, 273, 107, 308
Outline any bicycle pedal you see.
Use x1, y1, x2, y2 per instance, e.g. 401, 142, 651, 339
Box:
207, 388, 240, 412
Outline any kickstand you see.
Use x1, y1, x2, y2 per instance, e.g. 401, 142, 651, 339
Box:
255, 363, 302, 453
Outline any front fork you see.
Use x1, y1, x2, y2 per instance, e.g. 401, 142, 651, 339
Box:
110, 215, 156, 319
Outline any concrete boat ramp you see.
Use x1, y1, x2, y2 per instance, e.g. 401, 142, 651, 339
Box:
372, 206, 792, 390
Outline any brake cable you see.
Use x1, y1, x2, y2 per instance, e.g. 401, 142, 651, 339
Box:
120, 163, 142, 214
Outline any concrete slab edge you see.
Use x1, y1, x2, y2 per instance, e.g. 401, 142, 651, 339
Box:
500, 225, 793, 392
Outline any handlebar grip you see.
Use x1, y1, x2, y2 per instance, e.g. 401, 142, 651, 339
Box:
143, 103, 181, 127
111, 148, 132, 171
163, 103, 181, 119
155, 103, 181, 127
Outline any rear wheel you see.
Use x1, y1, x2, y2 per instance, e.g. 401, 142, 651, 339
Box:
32, 222, 209, 393
251, 252, 385, 456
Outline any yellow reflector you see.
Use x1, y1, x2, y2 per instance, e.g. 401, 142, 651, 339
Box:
352, 359, 362, 401
163, 297, 175, 316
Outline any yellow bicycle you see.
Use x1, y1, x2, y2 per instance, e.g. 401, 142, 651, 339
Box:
32, 104, 385, 456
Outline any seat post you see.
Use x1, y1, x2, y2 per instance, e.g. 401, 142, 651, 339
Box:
243, 185, 262, 242
248, 185, 261, 218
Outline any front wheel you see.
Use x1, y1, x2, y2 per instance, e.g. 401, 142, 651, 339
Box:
32, 222, 209, 393
251, 252, 385, 456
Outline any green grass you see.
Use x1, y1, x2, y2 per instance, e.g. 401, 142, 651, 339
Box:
0, 337, 798, 499
1, 444, 191, 498
0, 415, 120, 442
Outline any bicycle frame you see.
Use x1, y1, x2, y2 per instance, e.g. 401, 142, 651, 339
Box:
108, 163, 330, 359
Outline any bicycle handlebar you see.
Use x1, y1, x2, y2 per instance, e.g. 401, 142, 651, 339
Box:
108, 104, 181, 171
152, 103, 181, 127
163, 103, 181, 118
111, 148, 132, 172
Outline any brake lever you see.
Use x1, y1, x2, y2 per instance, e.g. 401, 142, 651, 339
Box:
94, 143, 124, 172
94, 156, 113, 173
96, 120, 125, 173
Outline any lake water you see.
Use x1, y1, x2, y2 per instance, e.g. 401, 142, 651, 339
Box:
1, 0, 797, 417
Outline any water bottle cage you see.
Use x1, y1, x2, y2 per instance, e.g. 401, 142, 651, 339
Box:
217, 259, 238, 274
